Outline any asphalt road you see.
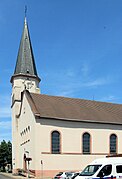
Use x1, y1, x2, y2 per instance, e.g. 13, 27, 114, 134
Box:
0, 174, 12, 179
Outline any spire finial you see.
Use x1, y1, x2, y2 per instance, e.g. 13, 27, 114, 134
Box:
25, 5, 27, 18
24, 6, 27, 25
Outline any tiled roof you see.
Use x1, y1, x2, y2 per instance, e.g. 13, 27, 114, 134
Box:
25, 91, 122, 124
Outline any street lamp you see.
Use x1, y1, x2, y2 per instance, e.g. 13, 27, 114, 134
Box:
41, 160, 43, 179
25, 151, 29, 178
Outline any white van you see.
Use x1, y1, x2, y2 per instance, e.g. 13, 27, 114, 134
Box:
76, 157, 122, 179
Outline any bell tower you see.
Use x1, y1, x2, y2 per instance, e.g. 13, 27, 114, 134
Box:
10, 15, 40, 172
11, 16, 40, 104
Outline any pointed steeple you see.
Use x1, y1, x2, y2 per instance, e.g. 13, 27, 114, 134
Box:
11, 16, 40, 83
15, 17, 39, 77
11, 15, 41, 96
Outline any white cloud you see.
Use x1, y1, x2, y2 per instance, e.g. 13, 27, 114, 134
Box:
83, 78, 108, 87
0, 121, 12, 142
43, 67, 114, 98
65, 69, 76, 78
0, 94, 11, 118
81, 63, 90, 77
0, 107, 11, 118
0, 121, 11, 130
99, 95, 117, 102
0, 94, 11, 104
55, 89, 75, 97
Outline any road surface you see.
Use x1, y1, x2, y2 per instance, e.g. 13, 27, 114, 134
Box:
0, 174, 12, 179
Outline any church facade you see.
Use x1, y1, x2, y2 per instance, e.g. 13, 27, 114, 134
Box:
11, 17, 122, 177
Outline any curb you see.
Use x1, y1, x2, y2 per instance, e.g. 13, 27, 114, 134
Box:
0, 172, 26, 179
0, 172, 52, 179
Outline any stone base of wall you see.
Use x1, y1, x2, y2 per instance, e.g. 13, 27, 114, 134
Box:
13, 169, 63, 178
35, 170, 62, 178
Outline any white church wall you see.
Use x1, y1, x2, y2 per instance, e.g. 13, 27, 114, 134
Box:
32, 117, 122, 177
11, 100, 22, 172
12, 91, 122, 177
17, 94, 37, 170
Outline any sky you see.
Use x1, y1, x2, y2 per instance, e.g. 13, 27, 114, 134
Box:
0, 0, 122, 142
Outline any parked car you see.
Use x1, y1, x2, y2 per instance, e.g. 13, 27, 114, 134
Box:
54, 172, 75, 179
54, 172, 68, 179
66, 172, 75, 179
69, 172, 80, 179
71, 172, 80, 179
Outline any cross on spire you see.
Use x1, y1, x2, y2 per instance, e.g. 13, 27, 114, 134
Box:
25, 5, 27, 18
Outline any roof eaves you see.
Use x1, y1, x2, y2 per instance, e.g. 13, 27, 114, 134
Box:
37, 116, 122, 125
25, 90, 41, 117
10, 73, 41, 83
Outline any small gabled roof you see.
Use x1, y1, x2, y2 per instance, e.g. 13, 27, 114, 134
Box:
13, 17, 39, 78
25, 91, 122, 125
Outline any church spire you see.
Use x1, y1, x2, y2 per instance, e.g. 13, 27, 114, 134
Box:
11, 14, 40, 94
11, 13, 40, 84
14, 16, 39, 78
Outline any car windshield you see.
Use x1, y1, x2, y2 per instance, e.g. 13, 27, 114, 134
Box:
79, 165, 102, 176
56, 172, 63, 177
66, 173, 73, 177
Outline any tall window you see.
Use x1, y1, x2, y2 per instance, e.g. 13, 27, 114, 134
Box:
51, 131, 60, 154
110, 134, 117, 154
82, 132, 91, 154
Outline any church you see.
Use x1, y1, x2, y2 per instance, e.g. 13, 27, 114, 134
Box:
10, 16, 122, 177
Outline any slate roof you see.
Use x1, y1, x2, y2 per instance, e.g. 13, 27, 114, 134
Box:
13, 17, 39, 78
25, 91, 122, 124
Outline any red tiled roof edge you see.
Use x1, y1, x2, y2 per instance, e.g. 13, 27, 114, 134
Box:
25, 90, 41, 117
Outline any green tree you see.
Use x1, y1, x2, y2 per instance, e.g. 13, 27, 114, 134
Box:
7, 141, 12, 165
0, 140, 12, 171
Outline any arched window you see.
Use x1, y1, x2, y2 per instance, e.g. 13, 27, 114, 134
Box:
110, 134, 117, 154
82, 132, 91, 154
51, 131, 60, 154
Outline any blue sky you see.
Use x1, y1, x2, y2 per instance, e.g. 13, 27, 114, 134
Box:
0, 0, 122, 142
